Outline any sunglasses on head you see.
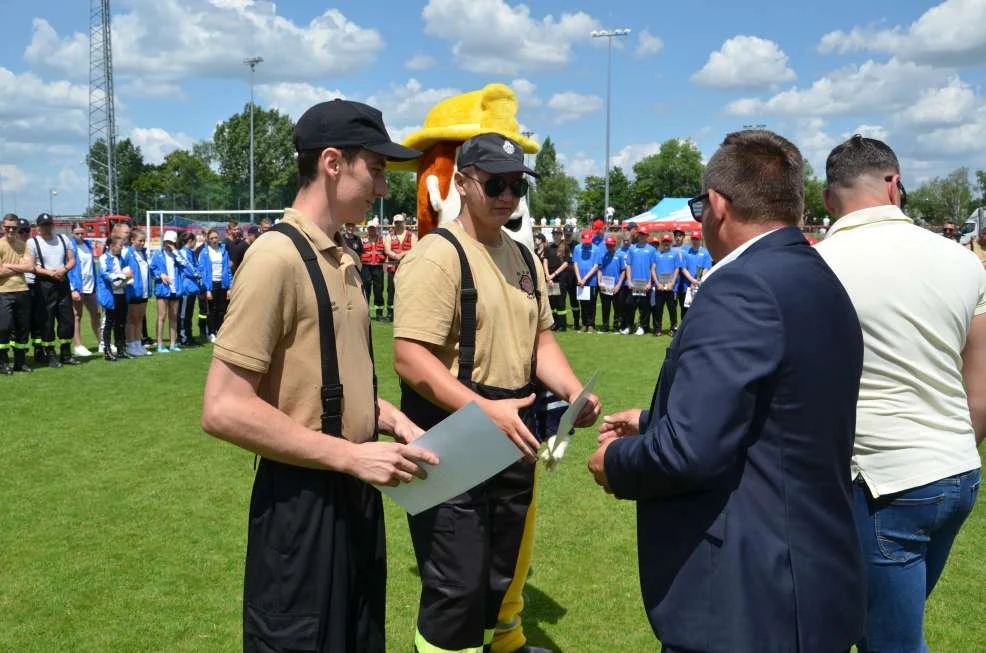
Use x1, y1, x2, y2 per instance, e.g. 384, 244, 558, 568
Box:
463, 174, 529, 198
885, 175, 907, 210
687, 189, 733, 222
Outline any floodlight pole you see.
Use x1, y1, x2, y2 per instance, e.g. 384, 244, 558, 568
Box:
244, 56, 263, 223
521, 130, 535, 205
591, 28, 630, 220
49, 188, 58, 215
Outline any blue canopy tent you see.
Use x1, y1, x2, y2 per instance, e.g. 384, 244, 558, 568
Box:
626, 197, 692, 223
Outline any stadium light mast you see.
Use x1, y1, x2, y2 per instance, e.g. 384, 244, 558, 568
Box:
591, 27, 630, 220
89, 0, 118, 215
244, 57, 263, 223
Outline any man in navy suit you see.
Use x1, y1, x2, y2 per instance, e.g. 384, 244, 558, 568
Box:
588, 130, 866, 653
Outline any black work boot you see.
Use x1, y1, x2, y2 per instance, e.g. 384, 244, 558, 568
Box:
34, 346, 47, 365
60, 344, 79, 366
13, 349, 33, 373
0, 352, 11, 376
47, 347, 62, 368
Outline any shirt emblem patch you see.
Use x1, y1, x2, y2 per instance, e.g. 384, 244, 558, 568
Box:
517, 271, 535, 298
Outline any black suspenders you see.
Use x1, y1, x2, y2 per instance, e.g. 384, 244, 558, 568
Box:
271, 223, 378, 437
431, 228, 542, 385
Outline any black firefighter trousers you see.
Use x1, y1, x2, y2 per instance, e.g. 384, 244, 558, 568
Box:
243, 459, 386, 653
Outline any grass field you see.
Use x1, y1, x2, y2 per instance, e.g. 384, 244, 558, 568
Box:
1, 321, 984, 652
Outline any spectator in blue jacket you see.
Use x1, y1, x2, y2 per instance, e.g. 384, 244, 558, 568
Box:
596, 235, 626, 333
572, 229, 600, 332
68, 223, 100, 357
197, 228, 232, 342
96, 235, 132, 361
150, 230, 181, 353
176, 232, 204, 346
124, 228, 152, 357
680, 229, 713, 317
625, 228, 657, 335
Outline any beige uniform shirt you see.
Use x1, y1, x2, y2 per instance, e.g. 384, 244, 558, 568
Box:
394, 220, 553, 389
213, 208, 377, 443
0, 238, 29, 293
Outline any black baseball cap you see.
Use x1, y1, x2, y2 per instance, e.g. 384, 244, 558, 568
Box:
456, 133, 538, 178
36, 213, 53, 225
17, 218, 30, 231
293, 99, 421, 162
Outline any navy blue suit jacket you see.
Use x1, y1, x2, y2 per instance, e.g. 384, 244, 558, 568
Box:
605, 227, 866, 653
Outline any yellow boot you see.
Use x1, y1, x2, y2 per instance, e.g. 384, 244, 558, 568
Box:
491, 467, 540, 653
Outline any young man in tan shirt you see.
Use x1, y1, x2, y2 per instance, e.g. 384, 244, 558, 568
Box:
201, 100, 438, 653
0, 213, 36, 374
394, 133, 600, 653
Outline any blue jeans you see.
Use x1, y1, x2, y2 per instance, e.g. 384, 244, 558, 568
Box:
853, 468, 981, 653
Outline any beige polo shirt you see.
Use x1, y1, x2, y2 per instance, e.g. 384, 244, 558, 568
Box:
0, 238, 29, 293
816, 205, 984, 497
214, 208, 376, 444
394, 220, 553, 389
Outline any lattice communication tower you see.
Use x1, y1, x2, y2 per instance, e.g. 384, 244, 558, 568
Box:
89, 0, 117, 215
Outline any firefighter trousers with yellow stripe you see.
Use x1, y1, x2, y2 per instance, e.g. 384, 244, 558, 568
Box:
409, 459, 535, 653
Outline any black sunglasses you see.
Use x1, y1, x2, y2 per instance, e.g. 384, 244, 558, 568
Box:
688, 189, 732, 222
463, 174, 529, 199
885, 175, 907, 210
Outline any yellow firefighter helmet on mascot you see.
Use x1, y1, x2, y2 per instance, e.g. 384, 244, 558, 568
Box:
390, 83, 539, 251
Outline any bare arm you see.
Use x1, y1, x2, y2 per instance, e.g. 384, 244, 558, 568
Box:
962, 313, 986, 446
201, 358, 437, 483
394, 337, 541, 459
5, 249, 35, 274
377, 396, 424, 444
383, 239, 396, 260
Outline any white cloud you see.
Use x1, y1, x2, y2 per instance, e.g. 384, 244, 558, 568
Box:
0, 67, 89, 144
258, 79, 458, 140
405, 55, 436, 71
421, 0, 600, 75
119, 78, 184, 100
818, 0, 986, 67
897, 77, 979, 127
557, 151, 600, 181
511, 78, 543, 107
130, 127, 196, 165
914, 105, 986, 157
691, 36, 795, 90
610, 142, 662, 171
0, 164, 31, 193
24, 1, 384, 87
56, 165, 88, 194
849, 124, 890, 142
726, 58, 949, 116
548, 91, 602, 123
366, 79, 461, 126
258, 83, 348, 121
635, 30, 664, 58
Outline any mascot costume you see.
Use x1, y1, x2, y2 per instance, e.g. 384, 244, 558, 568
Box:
392, 83, 544, 653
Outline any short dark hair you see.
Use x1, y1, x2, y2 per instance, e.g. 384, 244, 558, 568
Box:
704, 130, 804, 225
298, 147, 362, 188
825, 135, 900, 190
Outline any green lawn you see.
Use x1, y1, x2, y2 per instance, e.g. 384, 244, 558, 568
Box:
1, 323, 983, 652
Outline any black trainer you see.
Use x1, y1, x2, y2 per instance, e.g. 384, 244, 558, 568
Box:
61, 356, 80, 366
0, 363, 12, 376
14, 363, 33, 373
104, 352, 118, 362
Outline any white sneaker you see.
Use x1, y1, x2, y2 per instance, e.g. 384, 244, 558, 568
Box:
635, 327, 645, 336
73, 345, 92, 357
97, 342, 105, 353
143, 344, 153, 355
619, 327, 630, 335
208, 334, 217, 343
110, 344, 117, 355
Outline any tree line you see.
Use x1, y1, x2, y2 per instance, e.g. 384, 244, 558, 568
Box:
88, 108, 986, 225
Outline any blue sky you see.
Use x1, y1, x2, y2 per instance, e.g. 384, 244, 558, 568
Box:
1, 0, 985, 217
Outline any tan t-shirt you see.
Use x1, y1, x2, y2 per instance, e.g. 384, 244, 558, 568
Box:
0, 238, 29, 293
213, 208, 376, 444
394, 221, 553, 389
